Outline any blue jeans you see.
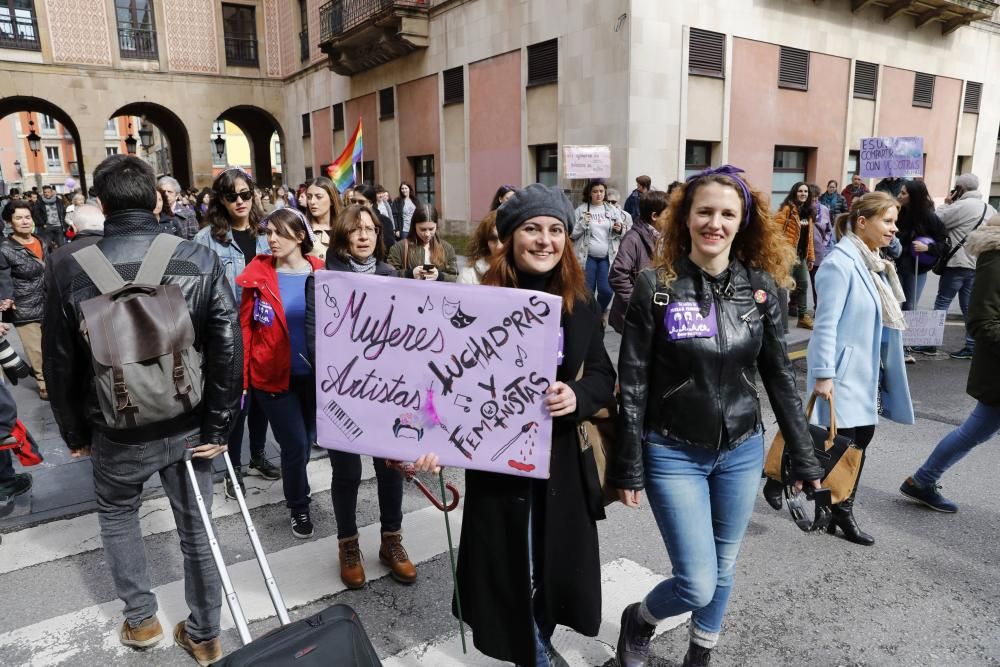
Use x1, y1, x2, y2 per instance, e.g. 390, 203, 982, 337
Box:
914, 401, 1000, 488
933, 267, 975, 348
253, 375, 315, 511
899, 267, 928, 312
642, 431, 764, 646
92, 427, 221, 640
584, 255, 613, 312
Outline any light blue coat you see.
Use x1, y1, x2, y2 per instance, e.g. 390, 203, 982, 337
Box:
806, 236, 914, 428
194, 226, 270, 303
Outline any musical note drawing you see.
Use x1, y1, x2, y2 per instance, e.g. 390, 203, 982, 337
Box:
417, 295, 434, 314
453, 393, 473, 413
514, 345, 528, 368
321, 284, 341, 318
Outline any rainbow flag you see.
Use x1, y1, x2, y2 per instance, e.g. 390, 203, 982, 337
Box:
327, 119, 363, 192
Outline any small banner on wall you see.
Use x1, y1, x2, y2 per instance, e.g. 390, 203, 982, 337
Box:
564, 145, 611, 179
859, 136, 924, 178
314, 272, 562, 479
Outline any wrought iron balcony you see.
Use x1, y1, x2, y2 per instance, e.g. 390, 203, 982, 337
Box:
0, 13, 41, 51
850, 0, 997, 35
225, 35, 259, 67
118, 26, 158, 60
318, 0, 429, 75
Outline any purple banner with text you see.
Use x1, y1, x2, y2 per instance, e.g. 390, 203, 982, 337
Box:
859, 136, 924, 178
314, 271, 562, 479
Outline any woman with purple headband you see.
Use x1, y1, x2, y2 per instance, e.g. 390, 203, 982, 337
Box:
610, 166, 822, 667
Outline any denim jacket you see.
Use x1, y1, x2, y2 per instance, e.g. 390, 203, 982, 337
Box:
193, 226, 270, 303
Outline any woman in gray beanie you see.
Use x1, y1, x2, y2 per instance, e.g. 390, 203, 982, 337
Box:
453, 183, 617, 666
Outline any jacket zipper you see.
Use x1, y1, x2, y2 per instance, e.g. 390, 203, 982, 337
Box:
741, 370, 759, 399
714, 288, 727, 449
661, 377, 692, 402
739, 306, 757, 334
261, 282, 289, 335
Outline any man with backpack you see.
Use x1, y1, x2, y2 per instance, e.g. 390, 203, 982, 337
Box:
43, 154, 242, 666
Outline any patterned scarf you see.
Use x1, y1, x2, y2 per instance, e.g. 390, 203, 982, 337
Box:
348, 254, 377, 274
845, 232, 907, 330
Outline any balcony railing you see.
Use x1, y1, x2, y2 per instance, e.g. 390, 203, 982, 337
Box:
319, 0, 426, 41
224, 35, 258, 67
118, 26, 158, 60
0, 13, 41, 51
299, 29, 309, 61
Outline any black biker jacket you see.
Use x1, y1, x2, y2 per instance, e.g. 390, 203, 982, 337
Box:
43, 209, 242, 450
609, 258, 823, 490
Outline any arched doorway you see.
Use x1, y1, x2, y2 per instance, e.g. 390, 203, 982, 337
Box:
109, 102, 192, 188
216, 106, 284, 188
0, 96, 86, 194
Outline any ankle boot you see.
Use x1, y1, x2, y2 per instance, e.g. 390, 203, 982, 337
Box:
338, 535, 366, 589
762, 477, 783, 510
682, 642, 712, 667
828, 499, 874, 546
379, 531, 416, 584
616, 602, 655, 667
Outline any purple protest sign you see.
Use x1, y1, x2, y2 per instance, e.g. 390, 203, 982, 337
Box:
859, 136, 924, 178
314, 271, 562, 479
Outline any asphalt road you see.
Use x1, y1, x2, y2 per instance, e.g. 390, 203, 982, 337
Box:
1, 320, 997, 665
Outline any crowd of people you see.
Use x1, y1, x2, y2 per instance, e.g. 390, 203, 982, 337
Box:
0, 154, 996, 667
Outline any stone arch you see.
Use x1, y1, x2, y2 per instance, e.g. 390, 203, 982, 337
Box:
217, 105, 285, 188
0, 96, 87, 192
109, 102, 192, 188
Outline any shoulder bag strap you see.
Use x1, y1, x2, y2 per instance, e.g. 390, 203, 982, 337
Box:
135, 234, 184, 285
73, 246, 127, 295
939, 203, 989, 265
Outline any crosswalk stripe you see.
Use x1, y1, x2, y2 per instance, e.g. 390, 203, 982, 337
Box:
0, 456, 376, 574
0, 504, 461, 665
383, 558, 688, 666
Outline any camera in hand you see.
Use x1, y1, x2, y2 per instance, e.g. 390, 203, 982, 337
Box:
0, 338, 33, 385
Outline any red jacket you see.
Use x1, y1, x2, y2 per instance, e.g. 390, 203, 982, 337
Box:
237, 254, 324, 393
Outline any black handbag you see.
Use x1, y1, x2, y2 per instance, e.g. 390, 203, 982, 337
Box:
932, 203, 989, 275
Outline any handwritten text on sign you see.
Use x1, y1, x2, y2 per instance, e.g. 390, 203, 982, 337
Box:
564, 145, 611, 179
902, 309, 946, 347
314, 272, 562, 479
859, 136, 924, 178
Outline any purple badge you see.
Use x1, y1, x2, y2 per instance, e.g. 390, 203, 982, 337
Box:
253, 297, 275, 326
665, 302, 718, 341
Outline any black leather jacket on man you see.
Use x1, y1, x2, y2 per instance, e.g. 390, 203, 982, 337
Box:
43, 209, 242, 450
609, 258, 823, 490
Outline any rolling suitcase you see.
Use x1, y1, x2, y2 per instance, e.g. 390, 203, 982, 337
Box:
184, 450, 382, 666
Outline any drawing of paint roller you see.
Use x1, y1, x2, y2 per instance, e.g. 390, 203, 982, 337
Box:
491, 421, 538, 462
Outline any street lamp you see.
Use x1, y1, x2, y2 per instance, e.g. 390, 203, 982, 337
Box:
213, 134, 226, 160
26, 120, 41, 156
138, 121, 154, 151
124, 122, 138, 155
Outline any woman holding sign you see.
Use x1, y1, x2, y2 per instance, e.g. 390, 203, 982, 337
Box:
611, 166, 823, 667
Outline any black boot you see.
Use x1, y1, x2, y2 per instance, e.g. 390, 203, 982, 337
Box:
828, 498, 874, 546
616, 602, 655, 667
762, 477, 783, 510
682, 642, 712, 667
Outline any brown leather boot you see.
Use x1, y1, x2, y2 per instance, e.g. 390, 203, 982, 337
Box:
379, 531, 417, 584
338, 535, 366, 589
173, 621, 222, 666
119, 615, 163, 649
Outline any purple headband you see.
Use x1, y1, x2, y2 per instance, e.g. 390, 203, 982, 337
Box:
259, 206, 316, 244
685, 164, 754, 228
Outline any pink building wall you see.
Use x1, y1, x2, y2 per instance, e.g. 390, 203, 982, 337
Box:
345, 94, 378, 181
312, 107, 333, 174
877, 67, 961, 194
469, 50, 521, 221
397, 75, 440, 210
728, 38, 850, 198
0, 117, 19, 192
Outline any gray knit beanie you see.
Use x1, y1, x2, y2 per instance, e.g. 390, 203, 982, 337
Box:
495, 183, 575, 240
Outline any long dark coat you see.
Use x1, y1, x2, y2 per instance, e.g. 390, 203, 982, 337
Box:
453, 295, 616, 666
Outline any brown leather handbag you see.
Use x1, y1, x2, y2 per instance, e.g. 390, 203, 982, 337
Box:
576, 364, 620, 520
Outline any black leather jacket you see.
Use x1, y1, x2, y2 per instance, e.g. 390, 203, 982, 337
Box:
609, 258, 823, 490
43, 209, 242, 450
0, 235, 46, 323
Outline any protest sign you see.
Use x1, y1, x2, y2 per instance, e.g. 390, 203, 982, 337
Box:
859, 137, 924, 178
564, 145, 611, 179
902, 309, 946, 347
314, 272, 563, 479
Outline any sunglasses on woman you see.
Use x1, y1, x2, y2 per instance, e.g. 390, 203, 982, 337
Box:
222, 190, 253, 203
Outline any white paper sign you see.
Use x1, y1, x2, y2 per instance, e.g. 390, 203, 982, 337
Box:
564, 145, 611, 179
902, 310, 946, 347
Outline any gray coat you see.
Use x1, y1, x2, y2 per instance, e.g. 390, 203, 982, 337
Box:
936, 191, 996, 270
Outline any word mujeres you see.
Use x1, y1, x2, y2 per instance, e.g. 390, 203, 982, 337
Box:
323, 288, 446, 360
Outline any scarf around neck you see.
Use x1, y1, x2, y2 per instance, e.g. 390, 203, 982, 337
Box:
349, 254, 377, 274
845, 232, 907, 330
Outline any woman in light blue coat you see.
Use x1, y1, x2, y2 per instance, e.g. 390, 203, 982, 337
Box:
806, 191, 914, 546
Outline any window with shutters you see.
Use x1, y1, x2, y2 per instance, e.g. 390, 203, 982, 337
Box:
379, 87, 394, 119
443, 67, 464, 105
301, 113, 311, 138
332, 103, 344, 131
964, 81, 982, 114
527, 39, 558, 86
912, 72, 935, 108
778, 47, 809, 90
853, 61, 878, 100
688, 28, 725, 78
